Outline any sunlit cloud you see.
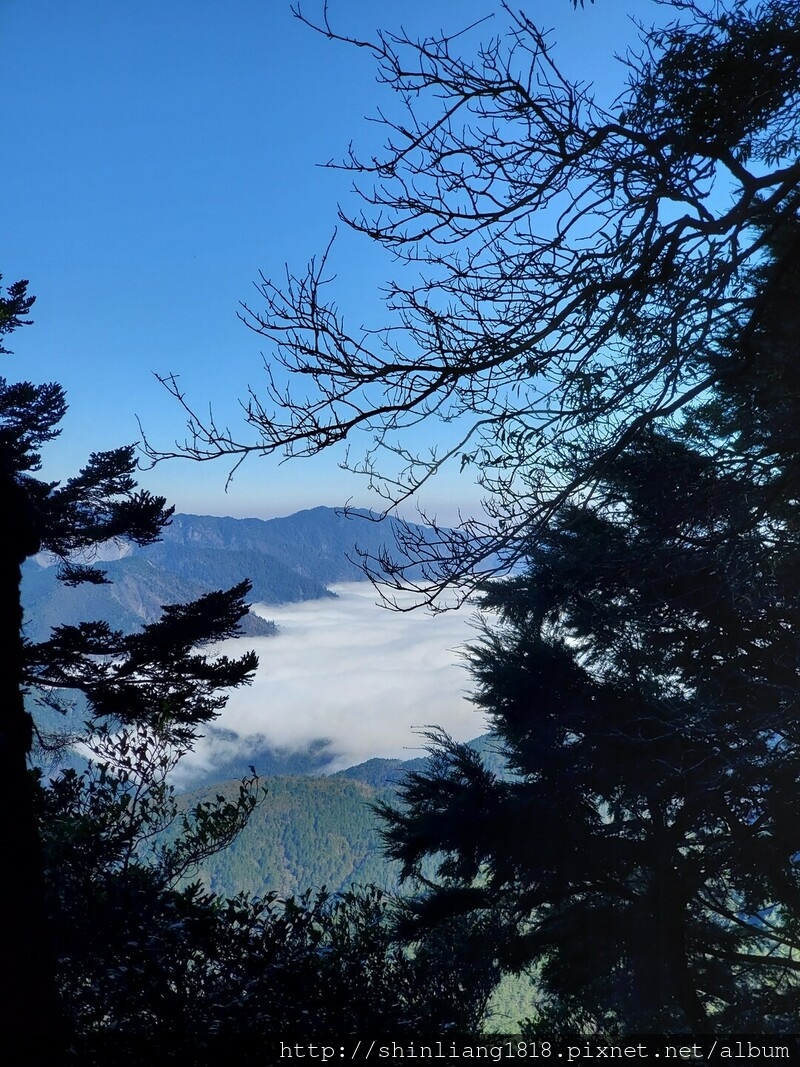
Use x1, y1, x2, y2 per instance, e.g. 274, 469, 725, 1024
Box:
178, 582, 494, 782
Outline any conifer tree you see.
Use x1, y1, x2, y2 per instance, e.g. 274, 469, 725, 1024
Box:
37, 716, 490, 1053
378, 214, 800, 1033
0, 277, 257, 1038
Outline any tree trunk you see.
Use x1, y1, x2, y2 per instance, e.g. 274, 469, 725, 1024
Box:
0, 473, 63, 1039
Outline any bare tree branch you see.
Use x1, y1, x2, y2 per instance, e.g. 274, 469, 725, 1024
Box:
144, 0, 800, 604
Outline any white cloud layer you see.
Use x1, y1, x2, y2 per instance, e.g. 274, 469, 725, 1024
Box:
182, 582, 494, 778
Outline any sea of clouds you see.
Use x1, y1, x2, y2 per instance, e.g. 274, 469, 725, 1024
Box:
174, 582, 495, 784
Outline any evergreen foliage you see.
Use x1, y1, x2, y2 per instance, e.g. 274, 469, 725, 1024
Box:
8, 0, 800, 1042
22, 552, 277, 644
38, 718, 491, 1058
3, 276, 495, 1049
145, 0, 800, 1033
186, 737, 507, 900
21, 507, 455, 644
188, 774, 405, 899
1, 276, 257, 1039
378, 216, 800, 1033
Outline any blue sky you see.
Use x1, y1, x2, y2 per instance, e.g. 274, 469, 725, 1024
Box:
4, 0, 644, 521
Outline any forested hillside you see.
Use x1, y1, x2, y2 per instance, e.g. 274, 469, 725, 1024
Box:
187, 736, 506, 898
8, 0, 800, 1046
187, 775, 402, 898
154, 508, 414, 586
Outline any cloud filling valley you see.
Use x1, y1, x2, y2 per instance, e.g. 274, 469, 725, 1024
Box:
176, 582, 493, 784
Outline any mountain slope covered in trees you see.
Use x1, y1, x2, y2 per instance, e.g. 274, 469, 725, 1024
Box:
187, 736, 507, 898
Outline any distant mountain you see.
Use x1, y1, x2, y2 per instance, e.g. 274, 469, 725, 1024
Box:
174, 732, 343, 786
21, 506, 428, 643
26, 504, 499, 896
187, 773, 404, 899
153, 507, 438, 589
187, 735, 508, 899
21, 554, 277, 643
183, 739, 538, 1034
334, 733, 513, 787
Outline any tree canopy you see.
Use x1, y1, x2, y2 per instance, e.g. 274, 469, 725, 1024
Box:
147, 0, 800, 602
3, 276, 497, 1050
0, 276, 258, 1039
377, 214, 800, 1033
144, 0, 800, 1034
38, 713, 490, 1056
13, 0, 800, 1042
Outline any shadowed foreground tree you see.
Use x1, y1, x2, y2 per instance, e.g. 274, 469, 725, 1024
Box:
146, 0, 800, 604
138, 0, 800, 1030
2, 277, 491, 1056
38, 716, 492, 1060
377, 216, 800, 1033
0, 277, 257, 1039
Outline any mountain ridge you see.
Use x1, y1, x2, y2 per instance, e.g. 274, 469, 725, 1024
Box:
22, 506, 427, 643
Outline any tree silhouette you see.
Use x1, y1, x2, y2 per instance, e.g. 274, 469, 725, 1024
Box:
1, 277, 257, 1039
377, 215, 800, 1033
134, 0, 800, 1031
37, 716, 493, 1055
146, 0, 800, 605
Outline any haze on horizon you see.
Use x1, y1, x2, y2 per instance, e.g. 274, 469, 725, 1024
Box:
5, 0, 639, 784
